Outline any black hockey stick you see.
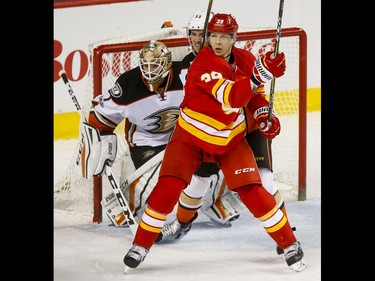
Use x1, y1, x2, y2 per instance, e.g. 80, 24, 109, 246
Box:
199, 0, 214, 51
59, 70, 138, 235
268, 0, 285, 126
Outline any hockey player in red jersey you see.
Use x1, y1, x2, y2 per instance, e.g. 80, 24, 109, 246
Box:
157, 12, 296, 254
124, 13, 307, 272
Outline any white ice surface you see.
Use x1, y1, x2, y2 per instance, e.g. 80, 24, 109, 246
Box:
54, 112, 321, 281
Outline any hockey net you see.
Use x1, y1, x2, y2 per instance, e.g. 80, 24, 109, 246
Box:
54, 27, 307, 223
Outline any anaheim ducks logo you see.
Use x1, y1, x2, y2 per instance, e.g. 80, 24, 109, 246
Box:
142, 150, 156, 160
144, 107, 180, 133
109, 82, 122, 98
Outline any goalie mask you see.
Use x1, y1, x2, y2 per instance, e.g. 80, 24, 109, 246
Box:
139, 40, 172, 92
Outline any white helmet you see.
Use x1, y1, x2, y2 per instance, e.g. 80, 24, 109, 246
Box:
139, 40, 172, 92
186, 11, 214, 55
186, 11, 206, 34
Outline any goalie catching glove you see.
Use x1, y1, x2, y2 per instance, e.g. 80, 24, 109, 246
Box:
80, 122, 117, 178
251, 51, 286, 85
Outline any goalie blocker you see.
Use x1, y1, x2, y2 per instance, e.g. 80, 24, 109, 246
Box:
80, 122, 117, 179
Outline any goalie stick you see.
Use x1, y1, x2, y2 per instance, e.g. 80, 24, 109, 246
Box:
267, 0, 285, 127
58, 70, 138, 235
102, 150, 164, 226
118, 150, 164, 190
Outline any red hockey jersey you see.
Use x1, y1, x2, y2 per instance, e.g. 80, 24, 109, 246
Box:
178, 45, 257, 155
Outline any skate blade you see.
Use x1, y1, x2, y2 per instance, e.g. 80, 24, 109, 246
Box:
124, 265, 131, 275
290, 259, 307, 272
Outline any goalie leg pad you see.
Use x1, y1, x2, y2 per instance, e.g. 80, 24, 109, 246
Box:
81, 122, 117, 178
196, 169, 246, 225
202, 189, 246, 225
131, 163, 161, 219
102, 158, 162, 226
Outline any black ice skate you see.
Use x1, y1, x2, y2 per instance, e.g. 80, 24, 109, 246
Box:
123, 244, 149, 269
283, 241, 307, 272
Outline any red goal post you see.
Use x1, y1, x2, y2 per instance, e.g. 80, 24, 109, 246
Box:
54, 27, 307, 223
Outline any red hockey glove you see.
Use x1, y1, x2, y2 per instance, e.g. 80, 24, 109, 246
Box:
252, 51, 286, 85
254, 106, 281, 139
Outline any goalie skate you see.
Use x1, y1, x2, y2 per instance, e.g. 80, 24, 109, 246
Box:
202, 190, 245, 225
